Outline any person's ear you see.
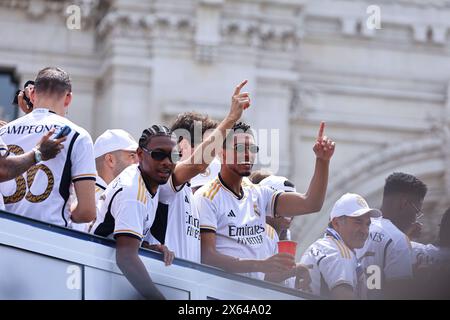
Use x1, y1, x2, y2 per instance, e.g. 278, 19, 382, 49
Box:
104, 153, 115, 168
137, 147, 144, 163
29, 87, 36, 104
64, 92, 72, 107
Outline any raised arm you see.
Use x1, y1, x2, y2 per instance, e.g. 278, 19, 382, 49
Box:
276, 122, 335, 217
172, 80, 250, 186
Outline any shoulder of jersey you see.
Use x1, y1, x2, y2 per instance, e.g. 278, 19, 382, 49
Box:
242, 177, 255, 188
319, 236, 353, 259
200, 178, 221, 201
109, 165, 148, 205
56, 116, 92, 140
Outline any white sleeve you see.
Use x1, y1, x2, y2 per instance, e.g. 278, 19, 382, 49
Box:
384, 237, 413, 280
112, 199, 147, 241
71, 132, 96, 183
143, 232, 161, 245
0, 191, 5, 211
260, 186, 282, 218
0, 136, 8, 157
194, 192, 218, 232
158, 176, 184, 205
319, 250, 357, 291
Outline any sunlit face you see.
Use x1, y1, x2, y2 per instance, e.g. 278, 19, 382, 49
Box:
333, 214, 371, 250
137, 135, 178, 185
222, 133, 258, 177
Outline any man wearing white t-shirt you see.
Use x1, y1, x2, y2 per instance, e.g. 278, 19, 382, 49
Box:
72, 129, 138, 232
356, 172, 427, 299
300, 193, 381, 299
0, 67, 96, 226
147, 112, 218, 263
195, 121, 335, 281
92, 80, 253, 299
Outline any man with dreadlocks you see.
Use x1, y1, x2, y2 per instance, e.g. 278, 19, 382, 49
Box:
91, 80, 251, 299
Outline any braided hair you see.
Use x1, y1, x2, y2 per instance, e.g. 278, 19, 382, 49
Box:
138, 125, 176, 148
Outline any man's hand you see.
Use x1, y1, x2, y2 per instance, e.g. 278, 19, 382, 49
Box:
143, 243, 175, 266
17, 84, 34, 114
0, 120, 7, 128
36, 129, 67, 161
295, 264, 312, 292
228, 80, 251, 123
313, 122, 335, 161
261, 253, 296, 273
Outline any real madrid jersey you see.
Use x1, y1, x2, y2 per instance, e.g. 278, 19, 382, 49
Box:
194, 174, 281, 280
355, 217, 413, 299
0, 108, 96, 226
148, 183, 201, 263
91, 164, 177, 242
300, 234, 360, 298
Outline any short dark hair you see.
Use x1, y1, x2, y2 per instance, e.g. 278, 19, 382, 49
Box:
170, 112, 218, 147
383, 172, 427, 200
223, 121, 254, 148
34, 67, 72, 97
138, 125, 175, 148
439, 207, 450, 247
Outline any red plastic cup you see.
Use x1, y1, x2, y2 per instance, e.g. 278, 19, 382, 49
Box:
277, 240, 297, 256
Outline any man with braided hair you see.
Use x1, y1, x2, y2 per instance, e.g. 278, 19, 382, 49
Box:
146, 111, 219, 263
92, 80, 252, 299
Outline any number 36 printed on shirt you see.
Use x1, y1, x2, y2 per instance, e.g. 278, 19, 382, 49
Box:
4, 145, 54, 204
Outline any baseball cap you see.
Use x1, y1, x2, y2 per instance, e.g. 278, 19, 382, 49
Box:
190, 158, 221, 189
94, 129, 138, 159
330, 193, 382, 220
259, 175, 297, 192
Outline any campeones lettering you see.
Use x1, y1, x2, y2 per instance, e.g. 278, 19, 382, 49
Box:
0, 125, 62, 136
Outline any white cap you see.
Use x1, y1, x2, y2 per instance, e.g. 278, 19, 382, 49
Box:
190, 158, 221, 189
94, 129, 138, 159
330, 193, 382, 220
259, 175, 297, 193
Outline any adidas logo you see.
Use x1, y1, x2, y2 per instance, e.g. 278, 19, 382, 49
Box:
185, 195, 190, 204
228, 210, 236, 218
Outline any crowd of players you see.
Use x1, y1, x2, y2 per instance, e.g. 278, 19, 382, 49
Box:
0, 67, 449, 299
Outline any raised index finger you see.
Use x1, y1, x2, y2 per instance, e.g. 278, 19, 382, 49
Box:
317, 121, 325, 140
233, 79, 248, 96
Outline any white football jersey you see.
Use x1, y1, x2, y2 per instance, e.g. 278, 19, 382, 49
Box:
147, 182, 201, 263
264, 224, 296, 288
300, 235, 360, 298
411, 241, 450, 270
0, 108, 96, 226
356, 217, 413, 299
95, 176, 108, 203
91, 164, 176, 241
0, 136, 7, 157
71, 175, 108, 232
194, 174, 281, 280
0, 136, 4, 210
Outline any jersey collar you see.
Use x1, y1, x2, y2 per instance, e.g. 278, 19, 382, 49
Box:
218, 173, 244, 200
137, 166, 157, 198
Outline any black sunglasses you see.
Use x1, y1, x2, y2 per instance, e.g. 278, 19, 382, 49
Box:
141, 147, 182, 163
234, 143, 259, 154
